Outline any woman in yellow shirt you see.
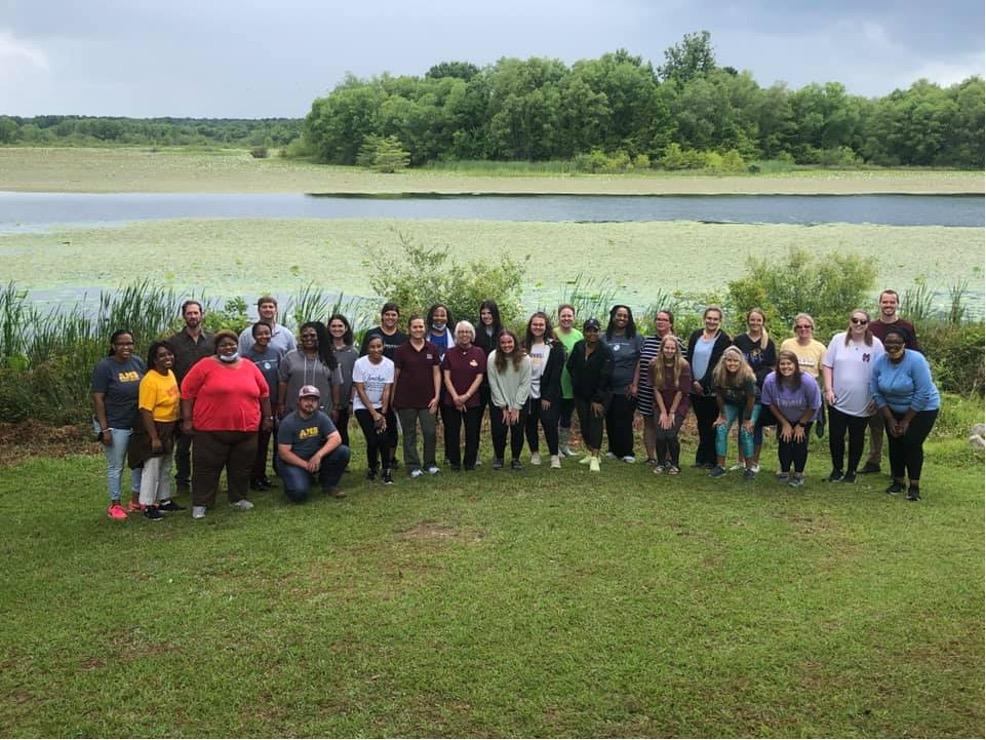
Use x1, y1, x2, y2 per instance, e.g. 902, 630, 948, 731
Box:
132, 341, 182, 520
779, 313, 828, 435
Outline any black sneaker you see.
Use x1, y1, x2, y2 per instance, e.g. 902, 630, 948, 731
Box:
510, 459, 523, 471
491, 458, 504, 470
827, 470, 844, 483
143, 506, 164, 521
249, 478, 270, 491
842, 471, 857, 484
366, 468, 377, 482
382, 469, 394, 485
906, 487, 921, 501
158, 499, 185, 512
449, 463, 462, 472
859, 461, 881, 474
885, 481, 905, 495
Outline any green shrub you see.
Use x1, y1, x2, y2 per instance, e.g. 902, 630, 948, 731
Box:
916, 321, 985, 396
573, 149, 633, 174
357, 135, 410, 173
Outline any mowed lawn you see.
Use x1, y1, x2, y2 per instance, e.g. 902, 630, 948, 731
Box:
1, 430, 982, 737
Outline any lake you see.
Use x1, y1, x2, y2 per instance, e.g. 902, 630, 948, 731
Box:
0, 192, 982, 231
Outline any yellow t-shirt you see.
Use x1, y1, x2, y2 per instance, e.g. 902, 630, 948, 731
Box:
139, 369, 180, 422
780, 338, 827, 386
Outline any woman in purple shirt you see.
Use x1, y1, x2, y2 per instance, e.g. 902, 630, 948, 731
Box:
761, 350, 822, 487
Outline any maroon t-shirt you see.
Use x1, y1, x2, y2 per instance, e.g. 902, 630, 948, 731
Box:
441, 344, 486, 408
393, 340, 441, 409
869, 318, 920, 351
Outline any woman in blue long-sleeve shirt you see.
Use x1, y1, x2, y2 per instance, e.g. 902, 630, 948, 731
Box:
870, 329, 940, 501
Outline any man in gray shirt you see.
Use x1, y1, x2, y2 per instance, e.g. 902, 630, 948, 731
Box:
238, 294, 296, 357
277, 386, 350, 501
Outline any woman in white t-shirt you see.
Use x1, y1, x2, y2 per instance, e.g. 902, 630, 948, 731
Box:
522, 312, 566, 469
353, 335, 396, 485
821, 309, 884, 484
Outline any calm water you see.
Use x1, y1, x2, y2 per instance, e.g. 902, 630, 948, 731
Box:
0, 191, 982, 231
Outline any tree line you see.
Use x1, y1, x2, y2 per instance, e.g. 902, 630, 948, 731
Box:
304, 32, 984, 170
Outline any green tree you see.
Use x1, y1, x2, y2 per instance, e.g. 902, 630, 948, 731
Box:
658, 31, 717, 85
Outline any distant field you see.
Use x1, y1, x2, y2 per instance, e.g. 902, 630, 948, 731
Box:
3, 218, 982, 316
0, 147, 982, 195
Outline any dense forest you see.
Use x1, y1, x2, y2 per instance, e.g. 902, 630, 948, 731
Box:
304, 33, 985, 170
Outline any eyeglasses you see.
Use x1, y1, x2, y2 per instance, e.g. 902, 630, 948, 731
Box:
795, 325, 812, 330
850, 318, 868, 325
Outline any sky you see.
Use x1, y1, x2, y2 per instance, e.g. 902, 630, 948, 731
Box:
1, 0, 983, 118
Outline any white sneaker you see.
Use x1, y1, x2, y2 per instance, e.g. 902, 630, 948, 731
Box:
410, 468, 424, 479
605, 452, 617, 459
530, 452, 542, 466
729, 463, 745, 471
426, 465, 440, 475
191, 506, 206, 519
749, 463, 761, 473
230, 499, 254, 511
589, 455, 601, 472
559, 445, 574, 457
622, 455, 636, 464
550, 455, 561, 469
579, 454, 593, 465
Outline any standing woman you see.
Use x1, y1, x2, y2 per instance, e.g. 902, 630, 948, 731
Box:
821, 310, 885, 483
649, 334, 692, 475
686, 306, 732, 469
278, 321, 342, 421
473, 300, 503, 463
131, 341, 181, 519
426, 303, 455, 362
761, 351, 822, 487
441, 320, 486, 471
709, 346, 759, 479
91, 330, 145, 519
870, 329, 940, 500
780, 313, 828, 435
733, 308, 777, 471
244, 321, 281, 491
522, 312, 566, 469
393, 316, 442, 477
487, 329, 532, 470
352, 335, 397, 485
180, 331, 273, 519
555, 304, 583, 457
327, 313, 358, 448
565, 318, 613, 472
633, 309, 682, 466
604, 305, 644, 463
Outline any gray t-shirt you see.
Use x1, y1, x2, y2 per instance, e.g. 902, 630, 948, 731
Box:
238, 323, 297, 358
244, 345, 281, 398
278, 350, 344, 416
277, 410, 338, 460
604, 334, 644, 392
91, 356, 146, 429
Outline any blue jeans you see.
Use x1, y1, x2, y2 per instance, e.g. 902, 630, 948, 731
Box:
103, 427, 142, 503
715, 403, 759, 460
280, 446, 350, 502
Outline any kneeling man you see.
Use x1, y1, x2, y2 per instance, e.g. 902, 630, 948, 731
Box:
278, 385, 350, 501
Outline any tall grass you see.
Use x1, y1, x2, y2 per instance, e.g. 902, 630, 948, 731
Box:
418, 159, 576, 176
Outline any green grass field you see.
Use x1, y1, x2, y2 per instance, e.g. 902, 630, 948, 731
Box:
1, 421, 983, 737
0, 147, 982, 194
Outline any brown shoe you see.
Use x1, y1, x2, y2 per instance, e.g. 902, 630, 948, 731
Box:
326, 486, 346, 498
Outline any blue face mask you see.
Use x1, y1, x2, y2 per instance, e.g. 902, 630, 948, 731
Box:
219, 351, 240, 363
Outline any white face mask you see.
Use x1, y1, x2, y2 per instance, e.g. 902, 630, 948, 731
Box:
432, 322, 446, 332
218, 351, 240, 363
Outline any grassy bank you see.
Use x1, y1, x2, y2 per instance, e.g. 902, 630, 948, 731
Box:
1, 428, 982, 736
4, 218, 982, 316
0, 147, 982, 194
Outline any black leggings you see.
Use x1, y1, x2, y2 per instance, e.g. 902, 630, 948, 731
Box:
777, 421, 813, 473
575, 398, 605, 451
605, 393, 637, 457
691, 393, 719, 466
654, 415, 685, 467
490, 405, 527, 461
885, 409, 938, 482
525, 397, 559, 455
828, 406, 870, 473
558, 398, 575, 429
355, 408, 396, 471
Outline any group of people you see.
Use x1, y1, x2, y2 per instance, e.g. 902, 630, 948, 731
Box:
90, 289, 941, 521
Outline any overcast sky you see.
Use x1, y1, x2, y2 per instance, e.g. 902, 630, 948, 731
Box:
1, 0, 983, 118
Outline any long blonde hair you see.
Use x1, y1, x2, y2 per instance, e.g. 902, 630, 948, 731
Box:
650, 334, 687, 387
747, 307, 770, 350
712, 345, 755, 389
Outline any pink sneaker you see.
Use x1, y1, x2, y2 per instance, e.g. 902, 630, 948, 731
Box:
107, 503, 128, 520
126, 500, 142, 513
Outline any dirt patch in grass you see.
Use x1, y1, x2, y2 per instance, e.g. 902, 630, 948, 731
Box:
398, 520, 487, 542
0, 422, 96, 466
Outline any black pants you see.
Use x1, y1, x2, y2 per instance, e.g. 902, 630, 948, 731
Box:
654, 415, 685, 467
828, 407, 870, 473
525, 397, 560, 455
335, 406, 351, 448
691, 393, 719, 466
558, 397, 575, 429
575, 398, 605, 451
441, 405, 482, 468
605, 393, 636, 457
885, 409, 938, 482
174, 427, 192, 488
191, 430, 257, 507
355, 408, 396, 471
777, 421, 813, 473
491, 405, 527, 461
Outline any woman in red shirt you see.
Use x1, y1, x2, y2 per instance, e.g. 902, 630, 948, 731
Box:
180, 331, 273, 519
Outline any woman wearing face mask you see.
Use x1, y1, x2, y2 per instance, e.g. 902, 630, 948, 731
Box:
180, 331, 273, 520
91, 329, 145, 520
327, 313, 358, 448
649, 334, 692, 475
566, 318, 613, 473
604, 304, 644, 463
555, 304, 582, 457
244, 321, 281, 491
426, 303, 455, 362
486, 330, 532, 470
870, 329, 940, 501
522, 312, 566, 469
686, 306, 732, 469
440, 320, 486, 471
761, 350, 822, 487
821, 310, 885, 484
277, 321, 343, 421
633, 309, 682, 466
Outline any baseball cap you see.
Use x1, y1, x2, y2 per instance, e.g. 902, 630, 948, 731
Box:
583, 318, 601, 331
298, 385, 321, 399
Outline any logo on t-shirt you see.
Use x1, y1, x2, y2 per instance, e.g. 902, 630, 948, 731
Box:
426, 354, 433, 360
298, 426, 320, 440
862, 353, 871, 363
469, 360, 478, 367
118, 371, 140, 383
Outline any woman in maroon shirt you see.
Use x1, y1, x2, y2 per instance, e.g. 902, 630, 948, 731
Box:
440, 320, 486, 471
180, 330, 273, 519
